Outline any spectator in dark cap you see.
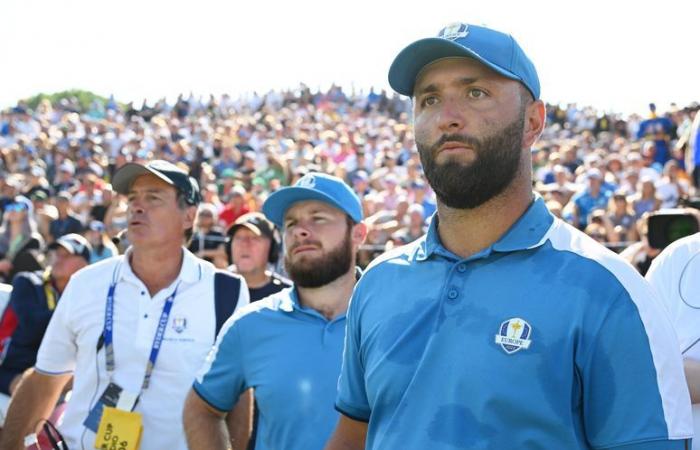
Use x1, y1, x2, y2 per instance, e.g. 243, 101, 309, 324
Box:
0, 233, 91, 417
226, 212, 290, 302
48, 191, 83, 243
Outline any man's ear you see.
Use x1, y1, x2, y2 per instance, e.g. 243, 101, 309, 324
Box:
184, 205, 198, 230
523, 99, 546, 150
352, 222, 368, 247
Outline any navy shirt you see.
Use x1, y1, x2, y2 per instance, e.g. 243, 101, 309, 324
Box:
0, 270, 57, 394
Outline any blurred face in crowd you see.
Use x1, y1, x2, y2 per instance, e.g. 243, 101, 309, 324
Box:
613, 196, 628, 215
5, 202, 28, 224
231, 227, 271, 275
50, 246, 87, 281
409, 209, 424, 228
196, 209, 214, 232
282, 200, 362, 288
56, 197, 70, 215
126, 174, 195, 250
412, 57, 530, 209
588, 177, 602, 194
641, 180, 655, 198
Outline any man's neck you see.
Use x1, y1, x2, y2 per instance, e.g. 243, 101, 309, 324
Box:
53, 274, 69, 294
435, 174, 533, 259
242, 268, 271, 289
130, 246, 184, 297
297, 268, 356, 321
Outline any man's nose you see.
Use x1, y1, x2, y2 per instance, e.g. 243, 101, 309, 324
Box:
438, 98, 466, 133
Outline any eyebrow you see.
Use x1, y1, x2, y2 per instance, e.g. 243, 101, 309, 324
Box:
284, 208, 336, 221
415, 77, 480, 97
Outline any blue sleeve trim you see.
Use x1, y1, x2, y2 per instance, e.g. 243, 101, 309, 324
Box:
597, 439, 691, 450
192, 382, 231, 413
334, 401, 369, 423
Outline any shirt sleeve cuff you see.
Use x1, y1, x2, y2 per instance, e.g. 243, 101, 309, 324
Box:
334, 399, 370, 423
192, 382, 232, 413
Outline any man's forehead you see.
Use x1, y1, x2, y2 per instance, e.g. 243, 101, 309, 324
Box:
128, 173, 176, 192
284, 200, 343, 219
414, 57, 514, 93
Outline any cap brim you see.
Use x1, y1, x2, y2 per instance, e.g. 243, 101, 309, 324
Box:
388, 37, 522, 97
227, 222, 263, 238
262, 187, 348, 228
48, 241, 77, 256
112, 163, 175, 195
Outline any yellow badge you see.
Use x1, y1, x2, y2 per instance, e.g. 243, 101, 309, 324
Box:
94, 406, 143, 450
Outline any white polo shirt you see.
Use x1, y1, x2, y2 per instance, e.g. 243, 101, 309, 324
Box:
36, 248, 249, 450
646, 233, 700, 450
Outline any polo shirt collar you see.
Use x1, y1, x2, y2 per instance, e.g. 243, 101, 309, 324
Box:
279, 287, 347, 323
120, 247, 202, 285
416, 194, 553, 261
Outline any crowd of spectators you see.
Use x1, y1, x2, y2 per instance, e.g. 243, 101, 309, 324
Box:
0, 86, 698, 275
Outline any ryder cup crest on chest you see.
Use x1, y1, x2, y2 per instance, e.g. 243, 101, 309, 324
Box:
172, 316, 187, 334
495, 317, 532, 354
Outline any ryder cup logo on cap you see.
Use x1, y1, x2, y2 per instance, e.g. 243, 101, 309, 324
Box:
298, 174, 316, 189
440, 23, 469, 40
495, 318, 532, 354
262, 172, 363, 229
388, 22, 540, 100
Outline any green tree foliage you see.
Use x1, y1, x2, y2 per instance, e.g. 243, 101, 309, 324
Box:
22, 89, 114, 112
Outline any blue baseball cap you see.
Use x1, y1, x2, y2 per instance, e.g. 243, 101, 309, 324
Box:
388, 22, 540, 100
262, 173, 363, 228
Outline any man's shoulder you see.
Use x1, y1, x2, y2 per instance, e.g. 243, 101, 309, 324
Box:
362, 239, 424, 279
651, 232, 700, 270
222, 288, 295, 331
69, 255, 124, 285
542, 219, 647, 294
12, 270, 44, 288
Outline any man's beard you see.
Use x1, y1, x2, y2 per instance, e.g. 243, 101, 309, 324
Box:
416, 111, 525, 209
284, 228, 353, 288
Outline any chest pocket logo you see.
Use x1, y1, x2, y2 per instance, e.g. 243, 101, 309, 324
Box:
495, 318, 532, 354
172, 317, 187, 334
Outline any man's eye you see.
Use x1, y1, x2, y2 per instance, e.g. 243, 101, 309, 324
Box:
421, 95, 439, 107
468, 89, 487, 99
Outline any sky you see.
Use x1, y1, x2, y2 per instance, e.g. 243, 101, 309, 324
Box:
1, 0, 698, 115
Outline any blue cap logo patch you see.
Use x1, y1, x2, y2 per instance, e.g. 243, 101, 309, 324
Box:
439, 22, 469, 41
495, 318, 532, 354
297, 174, 316, 189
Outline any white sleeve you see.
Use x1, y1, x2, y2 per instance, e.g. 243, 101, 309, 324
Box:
646, 239, 692, 319
35, 277, 79, 375
234, 276, 249, 313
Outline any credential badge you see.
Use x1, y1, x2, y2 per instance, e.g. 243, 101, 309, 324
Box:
172, 317, 187, 334
439, 23, 469, 41
494, 318, 532, 354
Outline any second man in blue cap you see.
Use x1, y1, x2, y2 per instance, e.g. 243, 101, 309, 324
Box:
185, 173, 367, 450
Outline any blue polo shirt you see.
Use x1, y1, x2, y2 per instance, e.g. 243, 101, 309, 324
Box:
194, 287, 345, 450
337, 197, 692, 450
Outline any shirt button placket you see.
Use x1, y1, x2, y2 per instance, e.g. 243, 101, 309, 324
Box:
447, 288, 459, 302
